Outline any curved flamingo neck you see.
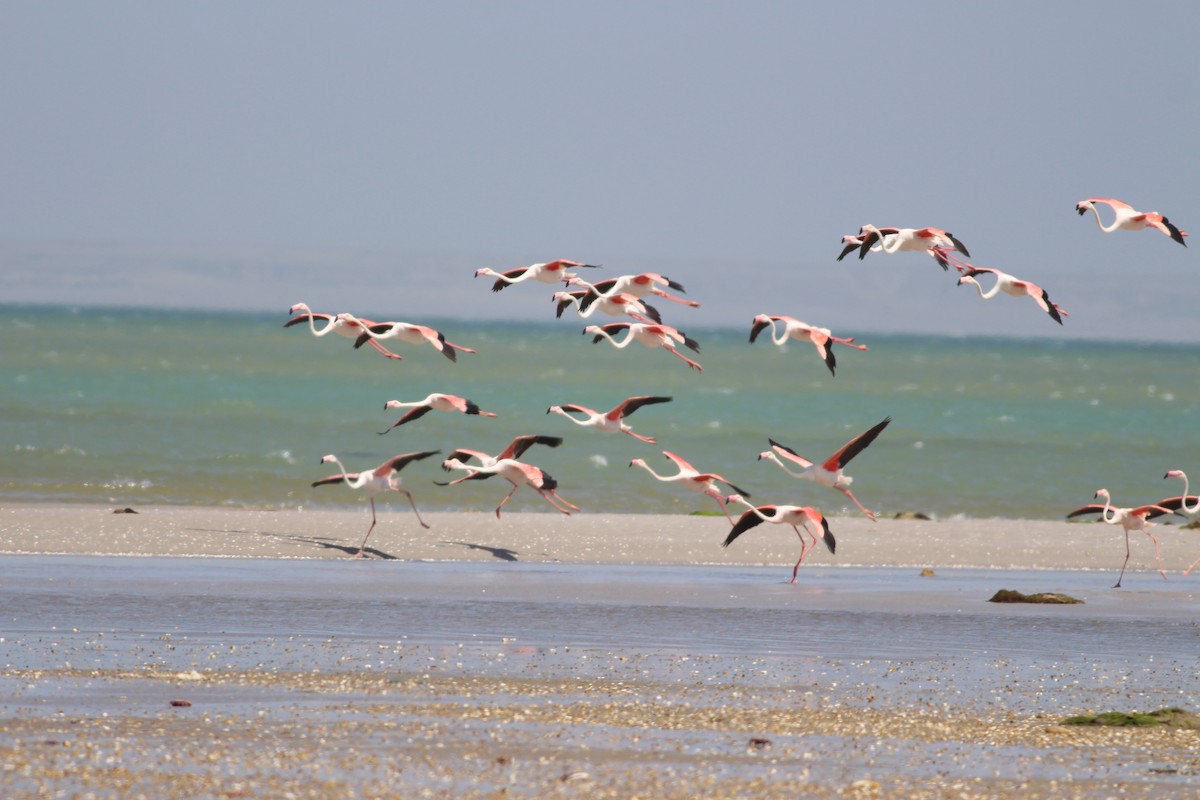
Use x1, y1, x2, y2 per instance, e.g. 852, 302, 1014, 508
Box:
1085, 204, 1119, 233
1097, 493, 1119, 524
633, 462, 674, 481
325, 456, 363, 489
963, 276, 1000, 300
763, 452, 806, 479
1176, 473, 1199, 513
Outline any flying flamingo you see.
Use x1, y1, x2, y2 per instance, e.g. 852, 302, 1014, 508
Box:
475, 259, 602, 292
956, 266, 1068, 325
552, 290, 661, 323
584, 322, 703, 372
443, 434, 564, 470
1158, 470, 1200, 576
854, 224, 972, 271
749, 314, 869, 376
1066, 489, 1172, 587
565, 274, 699, 309
757, 417, 891, 522
311, 451, 439, 557
350, 318, 476, 362
1076, 198, 1187, 246
628, 450, 751, 523
284, 303, 403, 361
836, 227, 897, 261
438, 457, 579, 518
378, 393, 497, 435
722, 494, 835, 584
546, 395, 672, 443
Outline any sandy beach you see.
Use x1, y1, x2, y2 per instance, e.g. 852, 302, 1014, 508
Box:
2, 505, 1198, 798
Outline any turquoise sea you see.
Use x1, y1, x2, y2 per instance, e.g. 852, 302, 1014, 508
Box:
4, 304, 1199, 522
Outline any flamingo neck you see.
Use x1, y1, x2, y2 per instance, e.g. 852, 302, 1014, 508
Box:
1177, 474, 1199, 513
764, 452, 807, 479
965, 276, 1000, 300
1085, 204, 1119, 233
1098, 494, 1118, 524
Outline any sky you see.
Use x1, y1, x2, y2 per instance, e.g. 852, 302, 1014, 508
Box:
2, 1, 1198, 341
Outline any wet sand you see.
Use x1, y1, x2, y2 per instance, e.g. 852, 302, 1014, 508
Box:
2, 505, 1198, 798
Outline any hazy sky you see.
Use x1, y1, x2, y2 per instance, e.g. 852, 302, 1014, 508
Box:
3, 1, 1198, 341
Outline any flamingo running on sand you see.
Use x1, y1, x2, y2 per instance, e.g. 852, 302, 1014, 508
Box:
956, 266, 1069, 325
311, 451, 439, 557
1066, 489, 1172, 587
565, 274, 699, 309
722, 494, 835, 584
351, 319, 476, 362
853, 224, 971, 271
1158, 470, 1200, 576
443, 434, 564, 471
584, 322, 703, 372
757, 417, 891, 522
439, 457, 580, 518
1076, 198, 1187, 246
628, 450, 751, 523
552, 290, 661, 323
378, 393, 497, 435
475, 259, 602, 292
749, 314, 869, 376
284, 303, 403, 361
546, 396, 672, 444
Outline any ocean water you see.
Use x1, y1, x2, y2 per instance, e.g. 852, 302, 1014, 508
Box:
4, 303, 1199, 521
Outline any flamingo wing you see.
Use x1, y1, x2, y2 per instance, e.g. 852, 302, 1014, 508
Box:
722, 507, 771, 547
1132, 504, 1173, 520
384, 450, 441, 472
501, 435, 564, 460
615, 395, 672, 418
661, 450, 700, 474
312, 472, 360, 488
283, 312, 332, 328
767, 439, 814, 469
1066, 504, 1106, 519
444, 448, 491, 465
822, 417, 892, 471
704, 473, 750, 498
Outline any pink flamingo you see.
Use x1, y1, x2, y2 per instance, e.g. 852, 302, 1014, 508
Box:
749, 314, 868, 376
1158, 470, 1200, 576
378, 393, 497, 435
443, 434, 564, 470
722, 494, 835, 584
546, 395, 672, 443
350, 319, 476, 362
552, 290, 661, 323
439, 457, 579, 518
311, 451, 439, 557
284, 303, 403, 360
628, 450, 750, 523
565, 274, 699, 308
1076, 198, 1187, 246
475, 259, 601, 292
1066, 489, 1172, 587
584, 322, 703, 372
956, 266, 1068, 325
854, 224, 971, 271
757, 417, 891, 522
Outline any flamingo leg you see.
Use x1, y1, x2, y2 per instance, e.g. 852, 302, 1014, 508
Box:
364, 339, 404, 360
399, 489, 430, 529
626, 430, 657, 444
494, 480, 521, 519
1183, 553, 1200, 578
838, 486, 877, 522
356, 498, 378, 557
665, 347, 703, 372
538, 489, 578, 515
712, 494, 737, 524
1115, 530, 1132, 588
1142, 529, 1167, 580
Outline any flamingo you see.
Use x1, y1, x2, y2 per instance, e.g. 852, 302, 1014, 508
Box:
722, 494, 835, 584
351, 319, 476, 362
378, 393, 497, 435
552, 290, 661, 323
284, 303, 403, 361
628, 450, 751, 523
1066, 489, 1172, 587
956, 266, 1068, 325
1158, 470, 1200, 576
475, 259, 601, 292
310, 451, 439, 557
757, 417, 891, 522
443, 434, 564, 470
749, 314, 868, 376
854, 224, 971, 271
1076, 198, 1187, 246
584, 322, 703, 372
439, 457, 579, 518
546, 395, 672, 443
565, 274, 699, 309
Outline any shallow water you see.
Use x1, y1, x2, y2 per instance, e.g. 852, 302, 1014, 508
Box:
3, 556, 1195, 718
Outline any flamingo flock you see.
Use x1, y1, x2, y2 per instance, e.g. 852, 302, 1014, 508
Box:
287, 199, 1194, 585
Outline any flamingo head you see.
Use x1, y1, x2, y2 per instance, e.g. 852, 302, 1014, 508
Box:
383, 400, 401, 409
628, 458, 645, 468
582, 325, 601, 336
1075, 200, 1093, 216
1165, 469, 1186, 480
319, 454, 337, 464
289, 302, 311, 315
473, 267, 493, 278
756, 450, 773, 462
726, 493, 745, 505
956, 275, 978, 288
1094, 488, 1110, 501
547, 405, 561, 415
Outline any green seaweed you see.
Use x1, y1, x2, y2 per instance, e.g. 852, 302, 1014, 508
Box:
1063, 707, 1200, 729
